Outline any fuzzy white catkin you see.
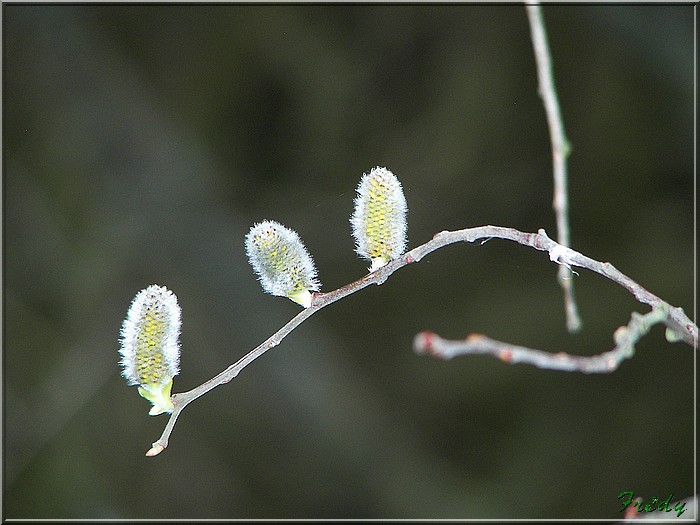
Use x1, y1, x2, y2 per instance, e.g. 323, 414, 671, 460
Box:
245, 220, 321, 307
350, 166, 408, 272
119, 284, 181, 387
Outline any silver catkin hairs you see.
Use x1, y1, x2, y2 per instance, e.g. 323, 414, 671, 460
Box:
350, 166, 408, 272
245, 220, 321, 307
119, 284, 182, 415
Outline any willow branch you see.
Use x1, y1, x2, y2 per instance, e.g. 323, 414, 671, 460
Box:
414, 307, 669, 374
526, 3, 581, 333
146, 226, 697, 456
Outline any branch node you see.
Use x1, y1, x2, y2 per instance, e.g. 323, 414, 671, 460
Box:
549, 243, 576, 267
613, 325, 629, 346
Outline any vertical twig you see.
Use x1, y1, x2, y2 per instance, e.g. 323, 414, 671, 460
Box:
526, 2, 582, 332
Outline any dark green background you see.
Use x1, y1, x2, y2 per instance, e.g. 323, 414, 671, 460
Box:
3, 3, 694, 520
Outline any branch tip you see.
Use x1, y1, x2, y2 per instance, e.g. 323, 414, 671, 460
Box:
414, 331, 434, 354
146, 443, 165, 457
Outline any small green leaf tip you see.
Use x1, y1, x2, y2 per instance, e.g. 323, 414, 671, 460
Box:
138, 379, 175, 416
245, 220, 321, 307
119, 284, 181, 415
350, 166, 408, 272
665, 327, 683, 343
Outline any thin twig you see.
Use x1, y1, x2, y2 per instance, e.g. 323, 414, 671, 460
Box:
414, 307, 668, 373
146, 226, 697, 456
526, 3, 582, 333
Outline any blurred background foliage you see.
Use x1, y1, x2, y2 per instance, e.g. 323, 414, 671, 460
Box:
2, 3, 694, 520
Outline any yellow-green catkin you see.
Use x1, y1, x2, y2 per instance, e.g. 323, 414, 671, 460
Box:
119, 284, 181, 415
245, 220, 321, 307
350, 166, 408, 272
